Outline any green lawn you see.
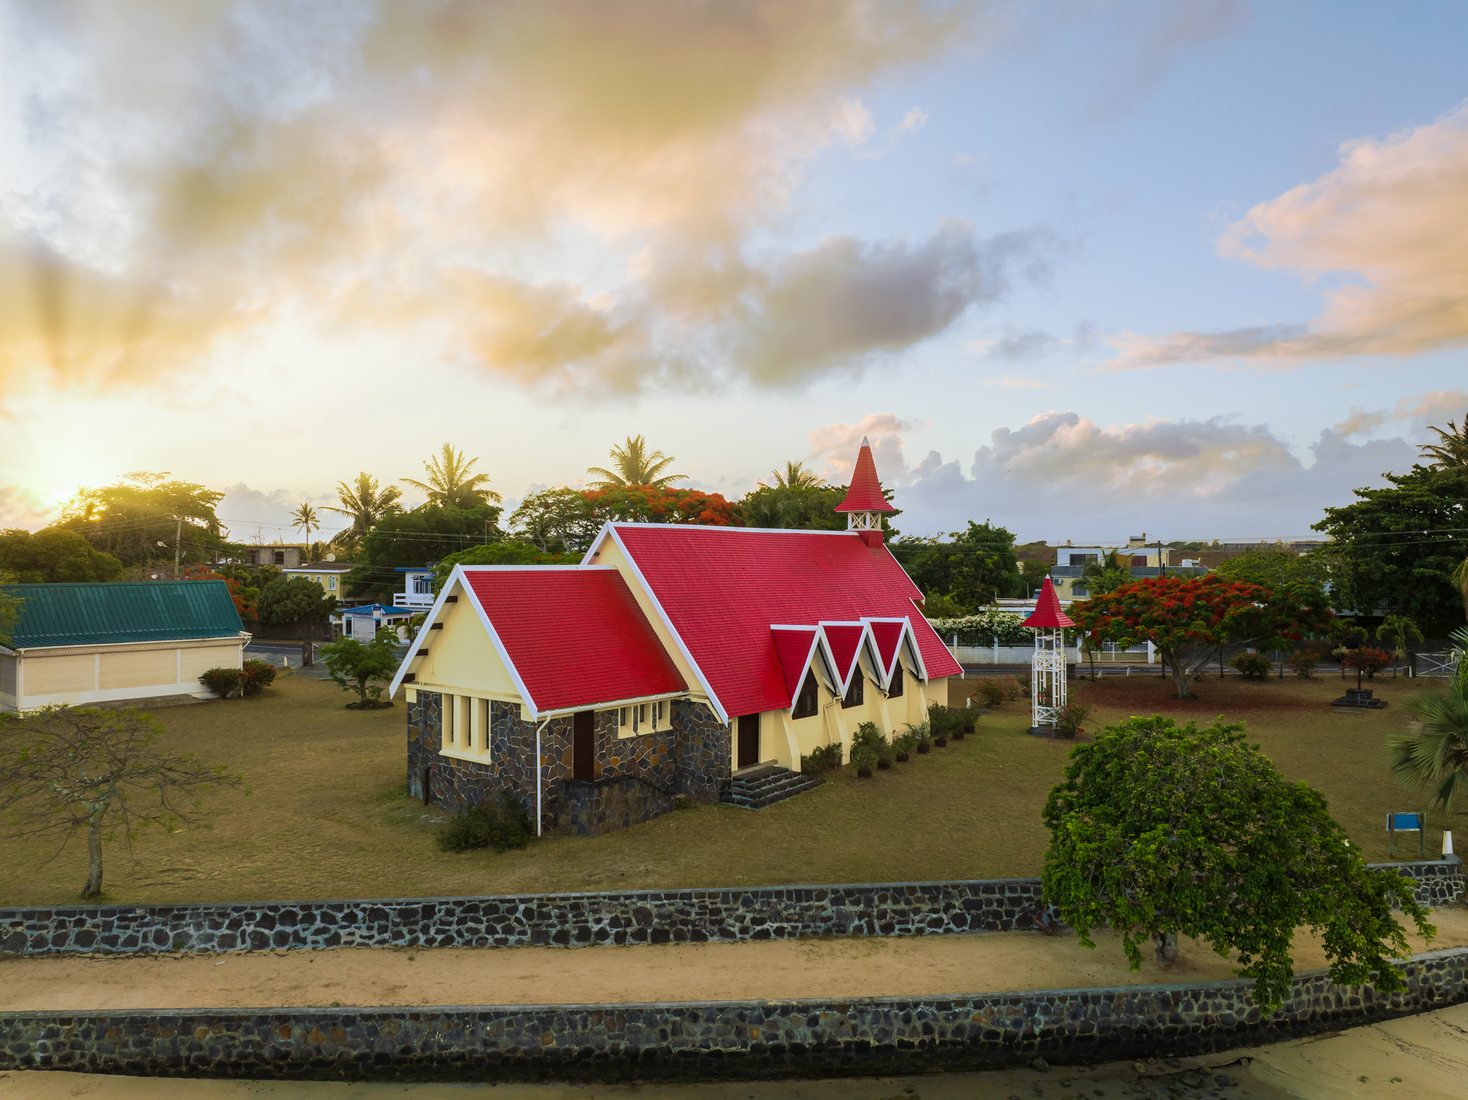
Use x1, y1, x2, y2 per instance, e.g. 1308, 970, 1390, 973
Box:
0, 669, 1459, 906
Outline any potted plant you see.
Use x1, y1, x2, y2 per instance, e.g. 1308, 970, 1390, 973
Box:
910, 721, 932, 754
853, 744, 877, 778
962, 707, 976, 735
892, 731, 915, 762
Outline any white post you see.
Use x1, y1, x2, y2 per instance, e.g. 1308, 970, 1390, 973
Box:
534, 717, 550, 838
1146, 640, 1156, 665
1445, 830, 1455, 858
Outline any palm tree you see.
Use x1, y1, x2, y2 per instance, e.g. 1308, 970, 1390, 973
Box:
403, 444, 501, 508
1078, 549, 1130, 597
765, 461, 825, 490
291, 503, 318, 560
1390, 629, 1468, 813
1420, 413, 1468, 468
325, 473, 403, 549
586, 436, 684, 489
1376, 613, 1424, 679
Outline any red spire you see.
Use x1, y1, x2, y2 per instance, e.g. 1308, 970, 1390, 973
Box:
834, 437, 898, 513
1022, 577, 1075, 629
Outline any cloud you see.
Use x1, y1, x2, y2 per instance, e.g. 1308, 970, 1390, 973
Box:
0, 486, 51, 532
736, 223, 1057, 385
983, 376, 1053, 390
807, 414, 915, 484
822, 409, 1418, 540
1084, 0, 1247, 121
1333, 389, 1468, 439
218, 483, 345, 544
2, 0, 981, 399
899, 107, 928, 135
1113, 101, 1468, 367
972, 328, 1056, 362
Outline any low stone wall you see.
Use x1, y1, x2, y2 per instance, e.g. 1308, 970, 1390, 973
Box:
556, 776, 675, 836
2, 861, 1458, 959
3, 947, 1466, 1081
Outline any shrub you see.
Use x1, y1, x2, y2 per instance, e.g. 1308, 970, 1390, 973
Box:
800, 743, 843, 776
1054, 700, 1090, 739
976, 680, 1006, 708
199, 667, 245, 699
852, 721, 889, 760
1289, 650, 1317, 678
1012, 675, 1031, 700
905, 720, 931, 747
437, 796, 532, 854
1230, 652, 1272, 680
1342, 647, 1392, 679
851, 744, 878, 774
240, 659, 277, 696
892, 731, 916, 758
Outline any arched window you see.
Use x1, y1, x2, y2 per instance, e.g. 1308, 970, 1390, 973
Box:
792, 671, 819, 719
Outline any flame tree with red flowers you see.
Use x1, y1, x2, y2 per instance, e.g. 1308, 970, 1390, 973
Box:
1069, 575, 1337, 699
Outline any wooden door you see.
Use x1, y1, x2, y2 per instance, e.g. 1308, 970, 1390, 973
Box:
572, 710, 596, 781
737, 714, 760, 769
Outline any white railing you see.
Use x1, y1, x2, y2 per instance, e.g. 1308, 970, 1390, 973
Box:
393, 590, 435, 609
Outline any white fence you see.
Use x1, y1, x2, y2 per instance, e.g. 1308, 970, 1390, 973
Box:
949, 639, 1156, 666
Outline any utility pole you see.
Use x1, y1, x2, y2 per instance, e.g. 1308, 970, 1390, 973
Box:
1157, 538, 1167, 578
174, 516, 182, 579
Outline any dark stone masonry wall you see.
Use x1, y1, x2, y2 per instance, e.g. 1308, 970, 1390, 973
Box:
406, 690, 731, 833
3, 947, 1466, 1081
1, 861, 1458, 959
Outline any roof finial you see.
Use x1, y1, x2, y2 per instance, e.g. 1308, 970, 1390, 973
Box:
861, 435, 871, 448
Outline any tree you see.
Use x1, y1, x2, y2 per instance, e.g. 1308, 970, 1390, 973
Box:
1453, 556, 1468, 619
1420, 412, 1468, 468
1214, 548, 1330, 598
1376, 613, 1424, 678
581, 486, 740, 527
889, 521, 1021, 613
291, 503, 319, 558
766, 461, 824, 490
319, 629, 401, 708
325, 472, 403, 551
1077, 549, 1130, 597
1390, 626, 1468, 812
432, 540, 578, 589
1069, 575, 1336, 698
256, 576, 332, 665
0, 578, 20, 645
509, 488, 603, 553
54, 472, 227, 569
403, 444, 501, 508
0, 707, 241, 899
182, 565, 257, 621
587, 435, 684, 488
0, 528, 124, 582
1314, 461, 1468, 637
1042, 715, 1432, 1012
348, 504, 504, 599
739, 480, 847, 531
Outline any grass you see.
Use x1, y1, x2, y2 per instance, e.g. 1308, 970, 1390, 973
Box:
0, 669, 1460, 907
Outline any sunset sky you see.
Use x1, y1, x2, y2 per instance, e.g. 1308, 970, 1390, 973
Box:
2, 1, 1466, 544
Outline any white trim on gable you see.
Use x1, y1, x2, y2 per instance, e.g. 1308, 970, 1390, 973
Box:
594, 525, 730, 724
861, 616, 928, 688
387, 565, 543, 714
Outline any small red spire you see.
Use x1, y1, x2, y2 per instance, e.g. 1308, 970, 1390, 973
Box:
1022, 577, 1075, 629
834, 437, 897, 514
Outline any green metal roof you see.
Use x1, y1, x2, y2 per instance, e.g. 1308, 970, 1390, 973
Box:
0, 581, 244, 650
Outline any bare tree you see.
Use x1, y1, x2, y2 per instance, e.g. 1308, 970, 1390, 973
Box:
0, 707, 242, 899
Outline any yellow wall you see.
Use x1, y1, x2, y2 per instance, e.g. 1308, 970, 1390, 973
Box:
26, 653, 95, 695
413, 591, 520, 700
99, 648, 175, 690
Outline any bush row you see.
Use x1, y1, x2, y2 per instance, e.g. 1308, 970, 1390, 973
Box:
198, 659, 278, 699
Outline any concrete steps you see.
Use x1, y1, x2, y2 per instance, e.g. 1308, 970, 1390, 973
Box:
722, 765, 822, 810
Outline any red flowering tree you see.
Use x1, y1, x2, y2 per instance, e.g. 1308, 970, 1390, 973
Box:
1069, 575, 1336, 698
581, 486, 742, 528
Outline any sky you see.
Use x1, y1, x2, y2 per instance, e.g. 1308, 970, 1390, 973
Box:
1, 0, 1466, 545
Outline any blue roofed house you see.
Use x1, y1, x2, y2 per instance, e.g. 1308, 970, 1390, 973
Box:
0, 581, 249, 713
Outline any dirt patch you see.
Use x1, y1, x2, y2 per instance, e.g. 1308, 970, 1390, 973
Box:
1074, 672, 1381, 714
3, 908, 1463, 1012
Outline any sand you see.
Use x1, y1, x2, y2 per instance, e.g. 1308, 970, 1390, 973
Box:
3, 907, 1465, 1011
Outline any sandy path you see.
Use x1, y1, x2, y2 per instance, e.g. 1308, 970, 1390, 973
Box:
3, 908, 1465, 1011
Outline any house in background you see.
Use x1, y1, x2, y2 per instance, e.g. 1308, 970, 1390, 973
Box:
393, 567, 436, 611
1050, 535, 1207, 601
332, 603, 419, 641
388, 440, 961, 837
281, 561, 355, 601
241, 543, 309, 568
0, 581, 247, 713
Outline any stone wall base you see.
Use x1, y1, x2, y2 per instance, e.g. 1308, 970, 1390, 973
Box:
3, 948, 1465, 1082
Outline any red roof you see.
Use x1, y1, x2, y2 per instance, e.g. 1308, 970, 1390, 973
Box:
461, 567, 686, 715
603, 524, 961, 718
772, 627, 820, 698
821, 622, 865, 688
869, 619, 905, 673
1022, 577, 1076, 629
834, 438, 897, 514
